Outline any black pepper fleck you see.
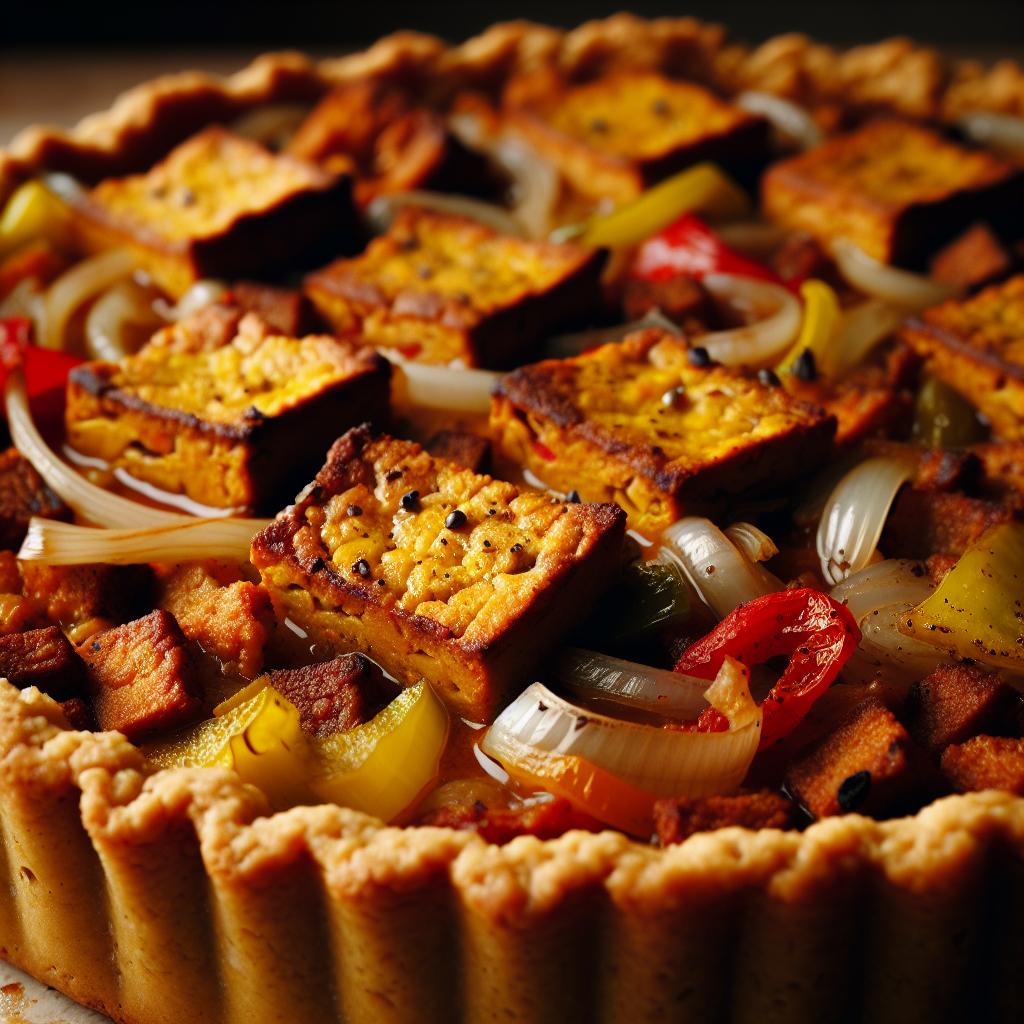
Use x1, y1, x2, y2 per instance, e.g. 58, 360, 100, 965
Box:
386, 469, 404, 482
352, 559, 372, 579
792, 348, 818, 382
510, 543, 524, 553
687, 346, 712, 367
758, 368, 782, 388
400, 489, 420, 511
346, 504, 363, 518
837, 770, 872, 812
567, 490, 581, 503
445, 509, 467, 530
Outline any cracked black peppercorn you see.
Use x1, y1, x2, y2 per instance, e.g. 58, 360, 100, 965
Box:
687, 346, 712, 367
445, 509, 467, 530
352, 559, 372, 579
346, 504, 363, 518
758, 368, 782, 388
837, 770, 872, 812
793, 348, 818, 382
566, 490, 581, 503
400, 490, 420, 511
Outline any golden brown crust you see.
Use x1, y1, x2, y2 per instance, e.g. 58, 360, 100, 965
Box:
2, 682, 1024, 1022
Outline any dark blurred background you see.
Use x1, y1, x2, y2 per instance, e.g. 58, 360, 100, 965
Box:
3, 0, 1023, 51
2, 1, 1022, 143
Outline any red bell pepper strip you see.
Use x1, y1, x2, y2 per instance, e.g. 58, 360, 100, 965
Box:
0, 317, 82, 396
674, 587, 860, 748
630, 213, 782, 286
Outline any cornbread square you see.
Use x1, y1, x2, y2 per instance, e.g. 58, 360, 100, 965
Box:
491, 329, 835, 535
900, 274, 1024, 440
65, 309, 391, 513
69, 127, 356, 296
504, 70, 770, 204
761, 120, 1024, 266
251, 425, 625, 721
303, 207, 606, 368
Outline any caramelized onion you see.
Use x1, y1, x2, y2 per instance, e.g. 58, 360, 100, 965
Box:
829, 239, 955, 310
736, 91, 823, 149
42, 249, 136, 350
84, 278, 163, 361
385, 351, 497, 414
153, 279, 228, 321
823, 299, 907, 378
958, 112, 1024, 159
366, 190, 523, 237
695, 274, 802, 367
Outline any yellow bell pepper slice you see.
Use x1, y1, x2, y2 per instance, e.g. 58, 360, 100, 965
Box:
145, 685, 312, 809
574, 163, 751, 249
311, 680, 449, 823
778, 278, 840, 376
898, 522, 1024, 671
0, 181, 70, 259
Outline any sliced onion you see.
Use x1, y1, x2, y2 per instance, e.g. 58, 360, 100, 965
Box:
0, 278, 46, 334
40, 173, 86, 204
736, 91, 823, 150
8, 368, 205, 529
230, 103, 310, 148
18, 516, 269, 566
822, 299, 907, 379
84, 279, 163, 361
662, 516, 782, 618
384, 350, 497, 414
553, 647, 711, 720
830, 239, 955, 310
542, 309, 681, 358
42, 249, 136, 350
481, 661, 761, 831
695, 274, 802, 367
831, 559, 949, 685
725, 522, 779, 563
152, 279, 228, 321
958, 112, 1024, 159
816, 454, 916, 585
366, 190, 523, 238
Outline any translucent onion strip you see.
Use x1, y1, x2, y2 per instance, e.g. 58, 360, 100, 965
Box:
696, 274, 802, 367
822, 299, 907, 379
736, 91, 823, 149
725, 521, 779, 563
385, 351, 497, 414
366, 190, 523, 238
6, 369, 266, 534
553, 647, 711, 720
831, 559, 949, 685
153, 279, 228, 321
830, 239, 955, 310
958, 112, 1024, 159
483, 661, 760, 804
662, 516, 781, 618
543, 309, 681, 358
84, 278, 163, 361
18, 516, 270, 566
816, 454, 916, 585
230, 103, 311, 148
42, 248, 136, 350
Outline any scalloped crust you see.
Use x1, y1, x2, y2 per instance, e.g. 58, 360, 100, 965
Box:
3, 680, 1024, 1024
3, 19, 1024, 1022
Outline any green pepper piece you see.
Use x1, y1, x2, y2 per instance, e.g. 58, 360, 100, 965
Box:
607, 559, 692, 643
911, 376, 987, 449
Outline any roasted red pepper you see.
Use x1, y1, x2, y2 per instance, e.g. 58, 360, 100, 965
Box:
0, 317, 82, 405
630, 213, 781, 286
674, 588, 860, 748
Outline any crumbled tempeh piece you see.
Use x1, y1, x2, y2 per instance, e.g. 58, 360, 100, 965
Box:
620, 275, 714, 330
762, 120, 1024, 266
941, 736, 1024, 795
0, 447, 70, 550
904, 663, 1019, 754
930, 223, 1012, 291
426, 431, 492, 474
653, 791, 796, 845
59, 696, 96, 731
252, 425, 625, 721
304, 207, 605, 368
417, 797, 601, 843
80, 610, 201, 741
20, 562, 154, 630
882, 488, 1016, 559
492, 328, 835, 535
269, 654, 399, 737
0, 625, 85, 699
230, 282, 315, 337
158, 562, 274, 678
785, 698, 931, 820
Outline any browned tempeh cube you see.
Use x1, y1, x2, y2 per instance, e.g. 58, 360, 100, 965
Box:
653, 791, 795, 846
20, 562, 154, 631
269, 654, 399, 738
904, 663, 1019, 754
785, 698, 930, 820
762, 120, 1024, 266
251, 425, 625, 721
0, 625, 85, 700
230, 281, 315, 336
930, 223, 1013, 291
882, 488, 1016, 559
0, 447, 70, 551
68, 127, 357, 297
81, 610, 201, 741
941, 735, 1024, 795
426, 431, 492, 474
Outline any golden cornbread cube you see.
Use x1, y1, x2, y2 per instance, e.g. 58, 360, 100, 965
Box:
65, 308, 391, 513
491, 329, 836, 536
69, 127, 356, 296
762, 120, 1024, 266
504, 70, 770, 204
304, 207, 606, 368
251, 425, 625, 722
900, 274, 1024, 440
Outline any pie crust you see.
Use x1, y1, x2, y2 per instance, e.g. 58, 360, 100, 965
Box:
3, 16, 1024, 1023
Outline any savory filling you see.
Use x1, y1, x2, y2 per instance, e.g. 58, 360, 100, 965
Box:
2, 64, 1024, 849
